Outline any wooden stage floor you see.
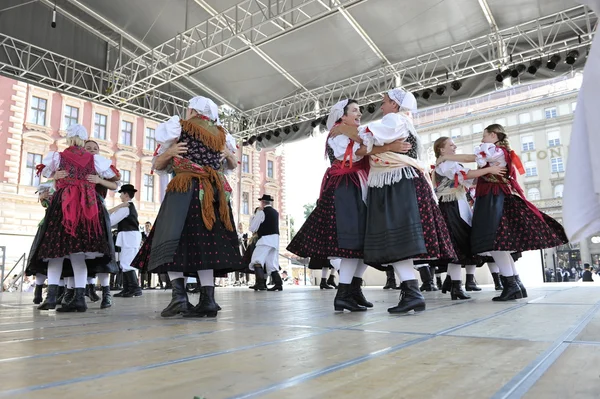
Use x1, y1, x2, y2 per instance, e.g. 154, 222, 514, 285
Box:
0, 284, 599, 399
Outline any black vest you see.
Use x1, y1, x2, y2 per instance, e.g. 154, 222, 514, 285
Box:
117, 203, 139, 232
257, 206, 279, 238
582, 270, 594, 282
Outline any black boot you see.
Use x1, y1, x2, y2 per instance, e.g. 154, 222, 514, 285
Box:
160, 279, 189, 317
383, 269, 397, 289
100, 286, 112, 309
33, 284, 44, 304
123, 271, 143, 297
37, 284, 58, 310
267, 271, 283, 291
113, 273, 130, 297
326, 274, 337, 288
334, 283, 366, 312
56, 285, 66, 303
418, 266, 438, 291
492, 275, 523, 301
350, 277, 373, 308
183, 286, 219, 318
57, 287, 87, 312
436, 276, 443, 290
320, 278, 333, 289
514, 275, 528, 298
253, 267, 267, 291
465, 274, 482, 292
62, 288, 74, 305
450, 280, 471, 300
441, 275, 451, 294
492, 272, 503, 291
86, 284, 101, 302
388, 280, 426, 314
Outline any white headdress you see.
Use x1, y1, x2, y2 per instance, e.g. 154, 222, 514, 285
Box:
387, 88, 417, 113
189, 96, 221, 125
326, 99, 349, 131
66, 124, 89, 141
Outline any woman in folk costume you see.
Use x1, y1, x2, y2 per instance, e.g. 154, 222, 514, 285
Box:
432, 136, 506, 300
287, 99, 410, 312
132, 96, 242, 318
438, 124, 568, 301
357, 89, 455, 314
27, 124, 119, 312
308, 257, 339, 289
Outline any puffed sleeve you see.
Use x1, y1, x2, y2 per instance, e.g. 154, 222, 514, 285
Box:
436, 161, 472, 187
40, 151, 60, 178
156, 115, 182, 148
359, 113, 409, 153
327, 135, 361, 160
93, 154, 117, 179
225, 132, 237, 154
475, 143, 506, 167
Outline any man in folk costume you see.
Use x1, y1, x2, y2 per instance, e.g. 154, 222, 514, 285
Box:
249, 194, 283, 291
109, 184, 143, 298
131, 96, 242, 318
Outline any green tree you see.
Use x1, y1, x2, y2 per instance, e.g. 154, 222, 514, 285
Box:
289, 216, 296, 240
303, 202, 316, 220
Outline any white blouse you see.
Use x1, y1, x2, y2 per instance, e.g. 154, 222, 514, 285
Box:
40, 151, 116, 180
327, 134, 362, 161
358, 113, 412, 153
436, 160, 473, 188
475, 143, 507, 168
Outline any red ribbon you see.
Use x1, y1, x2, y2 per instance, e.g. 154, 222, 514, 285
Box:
510, 150, 525, 175
35, 164, 45, 177
453, 170, 468, 188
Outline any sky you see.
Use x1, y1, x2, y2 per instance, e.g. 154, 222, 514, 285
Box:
284, 131, 330, 228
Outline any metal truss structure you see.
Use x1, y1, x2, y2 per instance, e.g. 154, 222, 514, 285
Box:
237, 5, 596, 138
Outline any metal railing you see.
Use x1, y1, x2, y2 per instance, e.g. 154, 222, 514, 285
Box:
0, 251, 27, 293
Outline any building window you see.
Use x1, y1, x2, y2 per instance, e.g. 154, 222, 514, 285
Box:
527, 188, 541, 201
551, 157, 565, 173
64, 105, 79, 128
524, 161, 538, 177
145, 127, 156, 151
121, 121, 133, 146
518, 113, 531, 124
143, 174, 154, 202
242, 192, 249, 215
120, 169, 131, 184
25, 153, 42, 186
451, 127, 462, 138
30, 96, 47, 126
545, 107, 557, 119
430, 132, 440, 142
94, 113, 107, 140
471, 124, 482, 135
554, 184, 564, 198
571, 102, 577, 113
242, 154, 250, 173
547, 130, 561, 147
267, 160, 274, 178
521, 135, 535, 152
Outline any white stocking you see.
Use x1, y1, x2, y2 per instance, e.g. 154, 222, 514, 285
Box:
490, 251, 514, 276
488, 262, 499, 274
87, 276, 97, 285
338, 258, 360, 284
354, 261, 368, 278
70, 253, 88, 288
448, 263, 462, 281
509, 255, 519, 276
36, 273, 47, 286
321, 267, 329, 279
168, 271, 184, 281
198, 270, 214, 286
465, 265, 477, 275
392, 259, 415, 281
98, 273, 110, 287
47, 258, 64, 285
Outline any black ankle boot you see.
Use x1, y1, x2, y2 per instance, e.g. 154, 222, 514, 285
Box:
492, 272, 503, 291
113, 275, 130, 297
33, 284, 44, 304
183, 286, 219, 318
320, 278, 333, 289
100, 286, 112, 309
57, 287, 87, 312
492, 275, 523, 301
161, 279, 189, 317
514, 275, 528, 298
334, 283, 367, 312
56, 285, 66, 303
388, 280, 426, 314
418, 266, 438, 291
465, 274, 482, 291
123, 271, 143, 297
253, 267, 267, 291
326, 274, 337, 288
383, 269, 397, 289
86, 284, 101, 302
350, 277, 373, 308
62, 288, 74, 305
267, 271, 283, 291
37, 284, 58, 310
441, 275, 451, 294
436, 276, 443, 290
450, 280, 471, 300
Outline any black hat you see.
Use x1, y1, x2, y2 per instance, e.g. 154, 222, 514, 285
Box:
258, 194, 274, 201
118, 184, 138, 193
